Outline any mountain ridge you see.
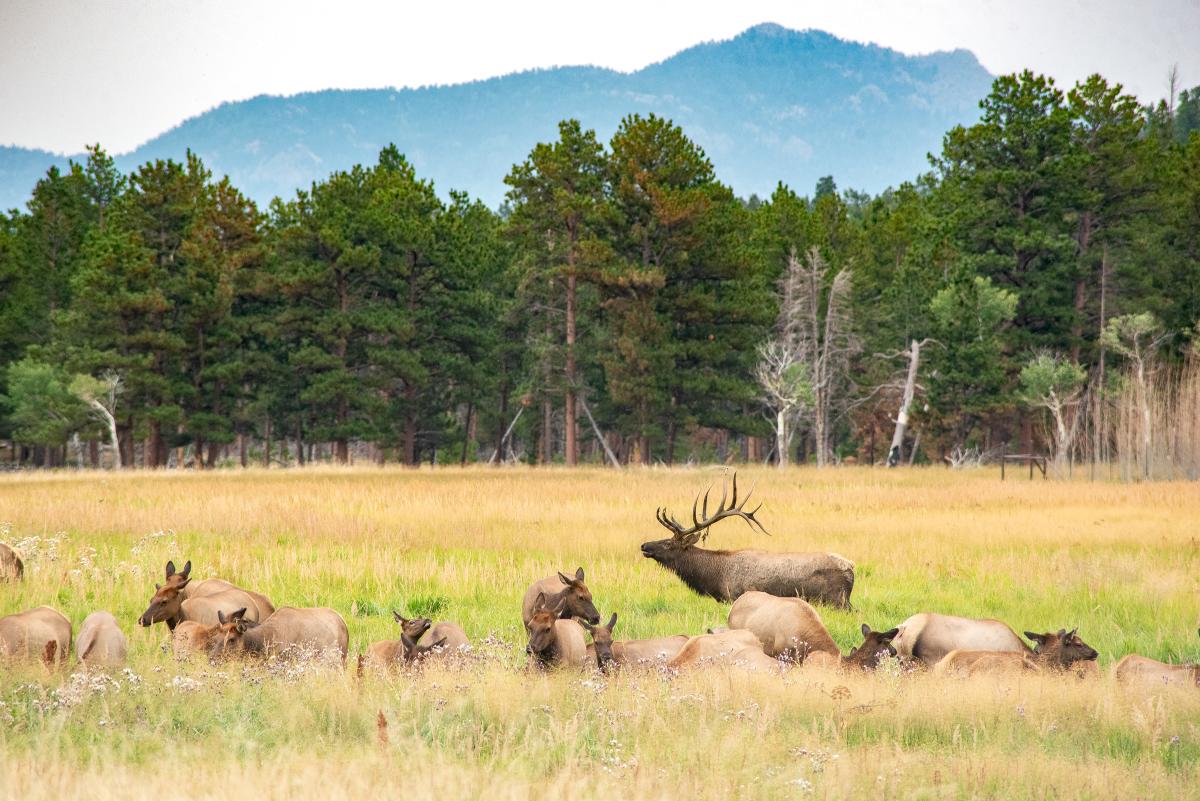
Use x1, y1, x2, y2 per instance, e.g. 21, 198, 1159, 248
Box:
0, 24, 994, 211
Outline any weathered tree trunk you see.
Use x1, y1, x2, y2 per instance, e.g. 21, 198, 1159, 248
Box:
238, 432, 247, 468
460, 401, 475, 466
888, 339, 924, 467
776, 410, 790, 468
263, 417, 272, 468
541, 397, 553, 464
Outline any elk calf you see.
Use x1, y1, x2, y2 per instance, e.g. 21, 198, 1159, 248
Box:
642, 474, 854, 607
582, 613, 619, 671
1115, 629, 1200, 688
892, 613, 1030, 667
935, 629, 1099, 677
526, 592, 587, 669
0, 606, 71, 665
521, 567, 600, 626
803, 624, 902, 672
76, 611, 127, 667
208, 607, 349, 661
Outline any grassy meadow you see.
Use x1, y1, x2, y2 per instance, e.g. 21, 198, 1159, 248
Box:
0, 466, 1198, 800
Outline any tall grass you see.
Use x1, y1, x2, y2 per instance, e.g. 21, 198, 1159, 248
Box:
0, 467, 1197, 799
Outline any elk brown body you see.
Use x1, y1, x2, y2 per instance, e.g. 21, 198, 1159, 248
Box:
208, 607, 349, 661
1115, 629, 1200, 687
138, 560, 275, 630
934, 629, 1099, 676
588, 635, 691, 668
642, 475, 854, 607
801, 624, 902, 671
728, 591, 841, 662
172, 620, 224, 658
76, 611, 127, 667
520, 567, 600, 626
0, 542, 23, 581
0, 606, 71, 665
525, 592, 588, 668
667, 628, 782, 672
892, 612, 1030, 666
366, 612, 432, 666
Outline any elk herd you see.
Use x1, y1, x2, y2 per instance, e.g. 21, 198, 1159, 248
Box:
0, 476, 1196, 691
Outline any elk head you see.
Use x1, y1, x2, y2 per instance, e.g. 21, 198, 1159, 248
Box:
526, 592, 567, 661
583, 613, 618, 672
208, 608, 257, 659
401, 633, 448, 663
392, 611, 432, 643
641, 473, 768, 566
843, 623, 900, 670
139, 559, 192, 627
1025, 628, 1099, 668
554, 567, 600, 625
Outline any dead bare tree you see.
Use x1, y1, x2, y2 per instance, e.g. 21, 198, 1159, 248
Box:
754, 339, 810, 468
70, 371, 123, 470
768, 247, 856, 467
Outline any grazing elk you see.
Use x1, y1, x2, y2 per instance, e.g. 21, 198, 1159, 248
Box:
641, 474, 855, 607
207, 607, 349, 661
138, 560, 275, 630
0, 606, 71, 665
76, 611, 127, 667
525, 592, 588, 669
891, 613, 1030, 667
1115, 629, 1200, 688
0, 542, 23, 580
521, 567, 600, 627
667, 628, 782, 672
935, 629, 1099, 677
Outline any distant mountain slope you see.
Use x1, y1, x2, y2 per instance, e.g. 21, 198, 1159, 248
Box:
0, 24, 993, 211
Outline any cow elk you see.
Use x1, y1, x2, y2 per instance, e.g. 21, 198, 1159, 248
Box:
138, 560, 275, 630
892, 613, 1030, 667
667, 628, 782, 672
0, 606, 71, 666
641, 474, 855, 607
935, 629, 1099, 677
208, 607, 349, 661
1115, 629, 1200, 688
0, 542, 23, 581
521, 567, 600, 627
76, 611, 127, 667
525, 592, 587, 669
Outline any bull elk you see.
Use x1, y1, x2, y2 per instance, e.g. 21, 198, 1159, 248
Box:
521, 567, 600, 627
525, 592, 588, 669
207, 607, 349, 661
641, 474, 855, 607
729, 591, 898, 670
0, 606, 71, 665
1115, 629, 1200, 688
0, 542, 23, 581
935, 629, 1099, 677
138, 560, 275, 630
76, 611, 128, 667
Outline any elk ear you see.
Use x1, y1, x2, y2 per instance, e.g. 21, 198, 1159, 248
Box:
155, 583, 162, 590
1067, 628, 1077, 638
178, 577, 191, 590
231, 608, 247, 622
880, 628, 899, 641
580, 620, 594, 632
1056, 628, 1068, 638
431, 636, 447, 649
218, 610, 227, 624
392, 610, 405, 624
550, 595, 568, 616
1025, 632, 1046, 645
861, 623, 871, 638
575, 566, 585, 582
180, 560, 192, 579
165, 561, 176, 578
533, 591, 547, 612
607, 613, 618, 633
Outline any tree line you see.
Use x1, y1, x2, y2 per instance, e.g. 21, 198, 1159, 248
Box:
1, 71, 1198, 471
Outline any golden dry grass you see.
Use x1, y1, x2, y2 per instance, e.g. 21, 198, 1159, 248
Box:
1, 465, 1198, 800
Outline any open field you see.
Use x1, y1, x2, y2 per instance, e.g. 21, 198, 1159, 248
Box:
1, 466, 1198, 800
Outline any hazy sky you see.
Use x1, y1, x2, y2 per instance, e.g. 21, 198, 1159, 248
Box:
2, 0, 1198, 154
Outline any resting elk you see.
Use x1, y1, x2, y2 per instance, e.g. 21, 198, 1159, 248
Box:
0, 606, 71, 665
525, 592, 588, 669
935, 629, 1099, 676
729, 590, 898, 669
1115, 629, 1200, 688
521, 567, 600, 627
667, 628, 781, 672
138, 560, 275, 630
891, 612, 1030, 667
641, 474, 855, 607
367, 612, 471, 667
207, 607, 349, 661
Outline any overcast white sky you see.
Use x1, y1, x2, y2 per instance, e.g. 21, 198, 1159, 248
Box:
2, 0, 1198, 154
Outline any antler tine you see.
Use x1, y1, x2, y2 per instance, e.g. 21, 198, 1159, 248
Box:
659, 472, 769, 542
729, 472, 738, 512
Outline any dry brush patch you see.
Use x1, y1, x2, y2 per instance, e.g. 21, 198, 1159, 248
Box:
0, 466, 1198, 799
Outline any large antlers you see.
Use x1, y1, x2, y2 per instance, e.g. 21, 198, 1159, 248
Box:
655, 472, 769, 543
